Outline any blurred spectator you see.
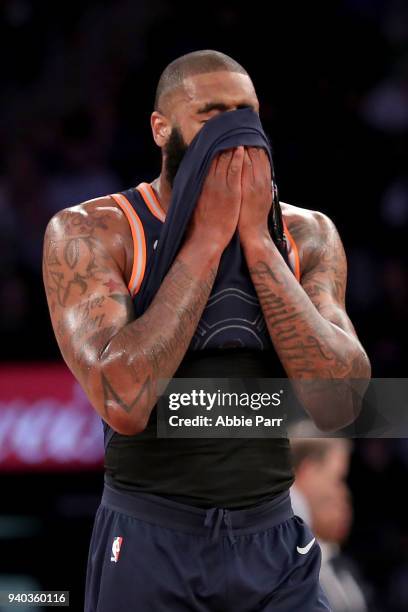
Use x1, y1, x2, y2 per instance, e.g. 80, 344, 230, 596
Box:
290, 429, 372, 612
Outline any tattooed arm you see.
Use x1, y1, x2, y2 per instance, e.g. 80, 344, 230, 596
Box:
42, 200, 219, 435
42, 148, 244, 435
238, 148, 371, 432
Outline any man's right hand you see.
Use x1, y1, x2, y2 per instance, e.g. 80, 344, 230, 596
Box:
185, 146, 245, 252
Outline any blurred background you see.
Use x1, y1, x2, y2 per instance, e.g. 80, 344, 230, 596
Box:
0, 0, 407, 609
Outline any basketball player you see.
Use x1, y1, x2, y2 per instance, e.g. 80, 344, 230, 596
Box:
42, 50, 371, 611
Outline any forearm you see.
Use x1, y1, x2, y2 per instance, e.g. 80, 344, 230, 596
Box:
93, 242, 221, 434
244, 237, 370, 429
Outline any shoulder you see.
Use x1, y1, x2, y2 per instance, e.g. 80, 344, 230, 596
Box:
43, 195, 133, 275
280, 200, 338, 242
280, 201, 344, 277
45, 195, 129, 237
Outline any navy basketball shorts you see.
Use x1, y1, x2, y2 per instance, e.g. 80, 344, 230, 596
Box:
84, 484, 331, 611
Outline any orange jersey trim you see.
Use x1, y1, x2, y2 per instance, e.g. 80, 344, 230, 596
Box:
110, 193, 147, 296
283, 220, 301, 282
136, 182, 166, 222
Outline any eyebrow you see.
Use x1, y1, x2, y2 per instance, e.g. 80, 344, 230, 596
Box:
196, 102, 256, 114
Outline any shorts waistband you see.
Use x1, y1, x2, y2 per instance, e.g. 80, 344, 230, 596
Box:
101, 484, 294, 542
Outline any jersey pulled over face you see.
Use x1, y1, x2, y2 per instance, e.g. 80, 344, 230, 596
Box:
153, 71, 260, 152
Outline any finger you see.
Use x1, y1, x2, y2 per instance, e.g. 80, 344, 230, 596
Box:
211, 149, 230, 176
229, 146, 244, 172
208, 152, 221, 176
260, 148, 271, 172
227, 146, 244, 188
241, 149, 251, 182
252, 148, 261, 181
248, 148, 256, 172
261, 149, 272, 184
252, 147, 270, 183
214, 149, 234, 178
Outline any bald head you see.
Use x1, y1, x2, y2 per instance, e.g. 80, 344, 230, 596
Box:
150, 50, 258, 182
154, 50, 249, 112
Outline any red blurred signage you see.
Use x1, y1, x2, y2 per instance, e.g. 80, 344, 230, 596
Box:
0, 364, 104, 470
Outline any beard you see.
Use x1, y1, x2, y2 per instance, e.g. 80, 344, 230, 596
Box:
164, 125, 189, 187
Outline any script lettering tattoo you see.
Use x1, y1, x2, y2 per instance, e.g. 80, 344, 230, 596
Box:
245, 211, 371, 430
72, 314, 105, 344
246, 212, 370, 382
249, 260, 359, 379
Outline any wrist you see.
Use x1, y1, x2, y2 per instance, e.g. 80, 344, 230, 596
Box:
240, 229, 274, 257
179, 237, 222, 270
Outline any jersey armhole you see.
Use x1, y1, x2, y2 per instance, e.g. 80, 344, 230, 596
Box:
282, 220, 301, 282
136, 182, 166, 222
110, 193, 147, 297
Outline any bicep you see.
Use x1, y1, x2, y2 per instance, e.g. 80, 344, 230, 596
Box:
42, 207, 134, 391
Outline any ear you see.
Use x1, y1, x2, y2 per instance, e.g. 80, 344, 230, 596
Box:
151, 111, 171, 148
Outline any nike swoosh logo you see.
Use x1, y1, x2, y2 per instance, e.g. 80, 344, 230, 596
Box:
296, 537, 316, 555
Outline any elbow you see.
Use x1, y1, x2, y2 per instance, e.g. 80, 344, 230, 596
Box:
88, 362, 151, 436
298, 378, 370, 434
310, 386, 366, 433
317, 350, 372, 432
96, 388, 150, 436
352, 346, 371, 383
362, 354, 372, 383
312, 410, 359, 434
108, 413, 148, 436
292, 351, 372, 434
95, 400, 149, 436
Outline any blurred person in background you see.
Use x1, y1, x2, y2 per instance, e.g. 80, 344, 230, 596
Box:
290, 428, 374, 612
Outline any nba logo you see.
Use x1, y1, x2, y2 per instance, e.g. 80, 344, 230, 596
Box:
110, 536, 123, 563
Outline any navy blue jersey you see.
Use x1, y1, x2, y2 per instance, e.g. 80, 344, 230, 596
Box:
111, 183, 300, 350
103, 183, 301, 508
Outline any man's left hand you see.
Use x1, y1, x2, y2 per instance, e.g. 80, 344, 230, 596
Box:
238, 147, 273, 249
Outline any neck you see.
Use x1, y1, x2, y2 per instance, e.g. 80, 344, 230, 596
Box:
151, 171, 172, 214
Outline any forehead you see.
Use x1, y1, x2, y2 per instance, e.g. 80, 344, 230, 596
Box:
175, 71, 258, 110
